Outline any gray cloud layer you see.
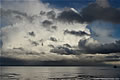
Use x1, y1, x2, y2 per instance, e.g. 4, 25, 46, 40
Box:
78, 39, 120, 54
57, 3, 120, 24
50, 38, 120, 55
81, 3, 120, 23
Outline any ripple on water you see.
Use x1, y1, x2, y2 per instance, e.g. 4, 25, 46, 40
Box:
0, 73, 21, 80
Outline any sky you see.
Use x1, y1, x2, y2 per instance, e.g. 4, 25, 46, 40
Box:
0, 0, 120, 66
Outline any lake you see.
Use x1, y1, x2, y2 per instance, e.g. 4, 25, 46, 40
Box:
0, 66, 120, 80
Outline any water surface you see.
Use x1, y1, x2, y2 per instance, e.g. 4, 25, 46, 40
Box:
1, 66, 120, 80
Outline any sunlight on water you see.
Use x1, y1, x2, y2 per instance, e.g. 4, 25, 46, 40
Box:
0, 67, 120, 80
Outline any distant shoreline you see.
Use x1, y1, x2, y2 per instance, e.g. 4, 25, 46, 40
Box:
0, 65, 116, 67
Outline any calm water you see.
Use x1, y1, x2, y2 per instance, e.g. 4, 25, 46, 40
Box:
0, 66, 120, 80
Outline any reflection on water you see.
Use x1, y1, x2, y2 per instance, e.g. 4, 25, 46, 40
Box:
0, 67, 120, 80
0, 73, 20, 80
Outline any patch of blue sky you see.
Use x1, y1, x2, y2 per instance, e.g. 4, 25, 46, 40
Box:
87, 21, 120, 40
40, 0, 95, 9
109, 0, 120, 8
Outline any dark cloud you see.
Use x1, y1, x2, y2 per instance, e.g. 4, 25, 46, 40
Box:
48, 44, 54, 48
50, 37, 57, 42
63, 44, 72, 48
81, 3, 120, 23
64, 30, 90, 36
31, 41, 39, 46
42, 20, 53, 27
13, 47, 24, 51
0, 57, 26, 66
57, 8, 84, 23
78, 39, 120, 54
28, 31, 35, 37
51, 26, 57, 30
29, 40, 39, 46
40, 11, 46, 15
57, 3, 120, 24
47, 10, 56, 19
0, 56, 43, 66
50, 46, 84, 55
105, 55, 120, 61
50, 46, 74, 55
105, 55, 120, 59
0, 40, 3, 48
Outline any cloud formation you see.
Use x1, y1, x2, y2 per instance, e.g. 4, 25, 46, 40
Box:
0, 8, 32, 27
57, 8, 83, 23
57, 1, 120, 24
78, 38, 120, 54
64, 29, 90, 37
96, 0, 110, 8
47, 10, 56, 19
1, 0, 120, 66
1, 0, 89, 54
42, 20, 53, 27
87, 21, 119, 43
81, 3, 120, 23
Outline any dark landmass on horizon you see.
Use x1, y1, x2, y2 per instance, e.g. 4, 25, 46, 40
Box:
0, 57, 115, 67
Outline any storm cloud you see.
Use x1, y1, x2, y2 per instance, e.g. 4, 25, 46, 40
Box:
57, 8, 83, 23
81, 3, 120, 23
42, 20, 53, 27
78, 38, 120, 54
57, 2, 120, 24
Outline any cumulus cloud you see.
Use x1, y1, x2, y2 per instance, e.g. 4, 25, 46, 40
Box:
56, 0, 120, 24
1, 0, 89, 56
50, 46, 74, 55
1, 0, 51, 15
81, 3, 120, 23
78, 38, 120, 54
42, 20, 53, 27
57, 8, 83, 23
1, 0, 120, 66
47, 10, 56, 19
